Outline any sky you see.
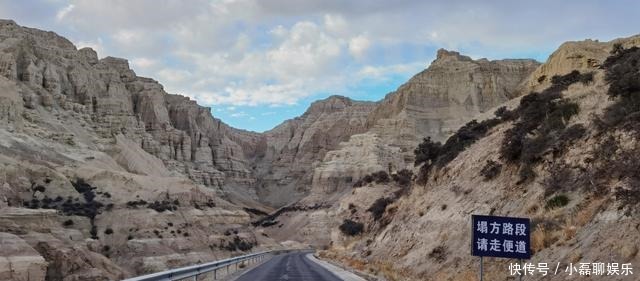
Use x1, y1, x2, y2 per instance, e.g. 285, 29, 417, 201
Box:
1, 0, 639, 132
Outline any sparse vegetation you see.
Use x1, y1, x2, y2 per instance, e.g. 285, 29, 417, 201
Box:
148, 200, 179, 212
545, 195, 570, 210
414, 118, 502, 183
479, 160, 502, 181
597, 46, 640, 135
428, 245, 448, 263
339, 219, 364, 236
251, 203, 328, 226
367, 197, 394, 221
353, 171, 390, 187
391, 169, 413, 187
221, 236, 256, 251
499, 70, 592, 182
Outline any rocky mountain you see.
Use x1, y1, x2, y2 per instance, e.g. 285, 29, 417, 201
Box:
309, 51, 539, 196
254, 95, 377, 206
0, 19, 280, 280
3, 18, 636, 281
315, 35, 640, 281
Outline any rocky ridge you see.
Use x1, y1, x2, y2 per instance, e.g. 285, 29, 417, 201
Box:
318, 35, 640, 281
2, 18, 624, 281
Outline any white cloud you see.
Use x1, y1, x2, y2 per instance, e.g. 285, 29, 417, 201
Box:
15, 0, 638, 114
55, 4, 74, 22
131, 57, 158, 69
357, 62, 426, 81
75, 38, 105, 58
348, 35, 371, 59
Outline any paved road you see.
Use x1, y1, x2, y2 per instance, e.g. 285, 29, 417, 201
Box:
235, 251, 343, 281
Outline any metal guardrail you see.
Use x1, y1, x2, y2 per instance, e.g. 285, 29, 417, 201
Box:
122, 250, 285, 281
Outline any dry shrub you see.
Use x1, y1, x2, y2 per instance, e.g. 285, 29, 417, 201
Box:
620, 244, 639, 261
344, 257, 366, 271
428, 245, 448, 263
574, 197, 606, 227
562, 223, 577, 241
531, 225, 557, 253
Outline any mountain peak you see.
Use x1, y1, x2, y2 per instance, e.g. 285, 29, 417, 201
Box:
435, 48, 472, 61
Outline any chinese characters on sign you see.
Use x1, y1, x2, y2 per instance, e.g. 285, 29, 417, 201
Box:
472, 215, 531, 259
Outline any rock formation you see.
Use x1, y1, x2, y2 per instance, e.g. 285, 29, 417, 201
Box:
5, 18, 634, 281
0, 19, 279, 280
309, 50, 539, 196
318, 35, 640, 281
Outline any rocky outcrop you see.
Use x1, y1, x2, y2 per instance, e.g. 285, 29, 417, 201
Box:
255, 96, 376, 206
308, 50, 539, 196
367, 49, 539, 144
0, 19, 282, 280
0, 232, 47, 281
523, 35, 640, 92
320, 35, 640, 281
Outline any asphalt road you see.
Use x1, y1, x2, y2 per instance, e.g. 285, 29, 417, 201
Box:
235, 251, 343, 281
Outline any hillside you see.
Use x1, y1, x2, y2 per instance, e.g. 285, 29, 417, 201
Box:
2, 18, 639, 281
315, 36, 640, 280
0, 19, 280, 280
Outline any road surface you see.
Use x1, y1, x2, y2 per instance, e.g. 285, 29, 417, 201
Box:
234, 251, 344, 281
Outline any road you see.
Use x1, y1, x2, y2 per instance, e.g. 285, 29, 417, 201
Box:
234, 251, 343, 281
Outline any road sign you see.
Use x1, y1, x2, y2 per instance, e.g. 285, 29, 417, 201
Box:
472, 214, 531, 259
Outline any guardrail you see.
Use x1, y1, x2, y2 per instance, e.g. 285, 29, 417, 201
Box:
122, 250, 287, 281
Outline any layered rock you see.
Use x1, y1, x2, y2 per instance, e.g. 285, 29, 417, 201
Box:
255, 96, 376, 206
523, 35, 640, 92
309, 50, 539, 196
0, 19, 281, 280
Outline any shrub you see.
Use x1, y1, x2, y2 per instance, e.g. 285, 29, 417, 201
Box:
616, 186, 640, 216
221, 236, 256, 251
553, 124, 586, 157
436, 119, 501, 168
367, 198, 394, 221
339, 219, 364, 236
499, 70, 591, 182
428, 245, 448, 263
494, 106, 516, 121
414, 118, 501, 183
414, 137, 442, 167
148, 200, 178, 212
480, 160, 502, 181
537, 75, 547, 83
598, 46, 640, 135
126, 200, 148, 208
63, 219, 74, 227
372, 171, 390, 184
90, 225, 98, 239
391, 169, 413, 186
32, 185, 46, 194
353, 171, 391, 187
546, 195, 570, 210
104, 228, 113, 235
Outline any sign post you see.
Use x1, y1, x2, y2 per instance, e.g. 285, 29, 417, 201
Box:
471, 215, 531, 280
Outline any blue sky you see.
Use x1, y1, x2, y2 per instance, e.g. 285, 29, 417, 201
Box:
1, 0, 639, 132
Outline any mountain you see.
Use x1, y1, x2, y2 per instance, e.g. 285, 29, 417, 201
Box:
0, 19, 280, 279
315, 35, 640, 280
3, 19, 638, 281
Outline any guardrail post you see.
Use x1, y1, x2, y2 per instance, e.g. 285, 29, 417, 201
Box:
214, 269, 217, 280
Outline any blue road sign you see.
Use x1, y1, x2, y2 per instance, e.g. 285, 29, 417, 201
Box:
472, 215, 531, 259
